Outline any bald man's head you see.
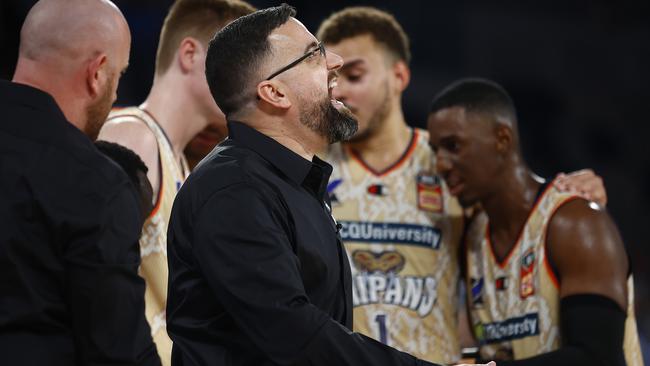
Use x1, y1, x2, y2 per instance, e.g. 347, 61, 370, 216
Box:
19, 0, 129, 63
15, 0, 131, 139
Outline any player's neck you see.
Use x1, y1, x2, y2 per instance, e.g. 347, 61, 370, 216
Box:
345, 106, 411, 172
482, 164, 542, 252
142, 75, 209, 157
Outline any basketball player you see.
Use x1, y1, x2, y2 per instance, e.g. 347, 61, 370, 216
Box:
97, 1, 255, 364
428, 78, 643, 366
317, 7, 609, 364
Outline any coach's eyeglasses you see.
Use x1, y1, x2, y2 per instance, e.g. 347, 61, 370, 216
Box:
265, 42, 326, 80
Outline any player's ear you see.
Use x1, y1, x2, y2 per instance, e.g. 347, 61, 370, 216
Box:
392, 60, 410, 92
178, 37, 200, 73
495, 123, 514, 154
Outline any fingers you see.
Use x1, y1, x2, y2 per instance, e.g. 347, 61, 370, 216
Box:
554, 169, 607, 207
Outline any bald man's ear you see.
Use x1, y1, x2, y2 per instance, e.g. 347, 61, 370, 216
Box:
495, 124, 514, 154
86, 54, 108, 98
256, 80, 291, 110
392, 60, 410, 93
178, 37, 201, 74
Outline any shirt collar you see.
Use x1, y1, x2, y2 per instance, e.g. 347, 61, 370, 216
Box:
227, 121, 332, 196
0, 80, 68, 123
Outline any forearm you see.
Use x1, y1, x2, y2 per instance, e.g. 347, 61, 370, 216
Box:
486, 294, 626, 366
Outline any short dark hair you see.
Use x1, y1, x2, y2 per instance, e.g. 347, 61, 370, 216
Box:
316, 7, 410, 64
429, 78, 517, 125
155, 0, 256, 76
95, 140, 148, 186
205, 3, 296, 117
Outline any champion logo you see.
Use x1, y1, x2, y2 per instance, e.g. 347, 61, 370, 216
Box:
367, 184, 388, 196
495, 276, 508, 291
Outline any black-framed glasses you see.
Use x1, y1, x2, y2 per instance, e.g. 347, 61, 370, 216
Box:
265, 42, 326, 80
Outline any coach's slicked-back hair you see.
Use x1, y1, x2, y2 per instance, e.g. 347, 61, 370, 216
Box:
316, 6, 410, 64
205, 3, 296, 117
429, 78, 518, 127
155, 0, 256, 76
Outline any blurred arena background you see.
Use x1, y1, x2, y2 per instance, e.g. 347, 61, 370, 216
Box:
2, 0, 648, 362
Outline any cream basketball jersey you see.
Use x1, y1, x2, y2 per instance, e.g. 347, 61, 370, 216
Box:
106, 107, 190, 366
324, 128, 464, 364
465, 183, 643, 365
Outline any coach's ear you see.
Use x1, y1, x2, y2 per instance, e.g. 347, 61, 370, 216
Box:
256, 79, 291, 110
86, 53, 108, 98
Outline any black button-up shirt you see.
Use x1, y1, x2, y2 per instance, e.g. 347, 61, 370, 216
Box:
167, 121, 439, 366
0, 80, 160, 365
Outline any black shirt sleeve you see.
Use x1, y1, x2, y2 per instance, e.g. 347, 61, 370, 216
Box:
63, 183, 160, 366
192, 182, 438, 366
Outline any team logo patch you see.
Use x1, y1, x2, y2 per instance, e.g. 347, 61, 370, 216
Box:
520, 249, 536, 299
351, 250, 405, 273
471, 277, 484, 307
350, 249, 438, 316
416, 173, 443, 213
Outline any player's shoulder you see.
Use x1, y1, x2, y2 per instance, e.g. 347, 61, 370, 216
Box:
547, 196, 602, 232
546, 196, 625, 260
98, 107, 159, 159
102, 107, 154, 136
410, 127, 435, 165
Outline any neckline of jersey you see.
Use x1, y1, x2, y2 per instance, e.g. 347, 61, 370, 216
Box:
485, 179, 553, 269
346, 128, 418, 178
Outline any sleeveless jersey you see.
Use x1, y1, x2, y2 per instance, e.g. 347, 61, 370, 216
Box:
106, 107, 190, 366
323, 128, 464, 364
465, 183, 643, 365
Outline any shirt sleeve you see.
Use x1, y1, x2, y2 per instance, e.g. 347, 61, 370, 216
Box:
193, 182, 439, 366
63, 181, 161, 366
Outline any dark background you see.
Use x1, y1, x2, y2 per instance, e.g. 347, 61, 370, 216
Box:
2, 0, 648, 361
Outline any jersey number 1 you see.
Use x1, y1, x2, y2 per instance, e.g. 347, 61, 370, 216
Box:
374, 314, 388, 344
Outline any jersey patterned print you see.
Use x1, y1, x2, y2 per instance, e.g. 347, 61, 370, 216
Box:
324, 128, 464, 364
465, 181, 643, 365
106, 107, 190, 366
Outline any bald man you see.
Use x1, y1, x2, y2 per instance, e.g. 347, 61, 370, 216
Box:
0, 0, 160, 365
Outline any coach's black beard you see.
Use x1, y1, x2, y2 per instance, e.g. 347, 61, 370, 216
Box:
301, 97, 358, 144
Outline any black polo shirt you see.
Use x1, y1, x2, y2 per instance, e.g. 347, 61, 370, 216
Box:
167, 121, 439, 366
0, 80, 160, 365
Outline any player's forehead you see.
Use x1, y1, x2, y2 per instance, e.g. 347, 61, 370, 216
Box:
326, 34, 388, 66
428, 107, 472, 139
